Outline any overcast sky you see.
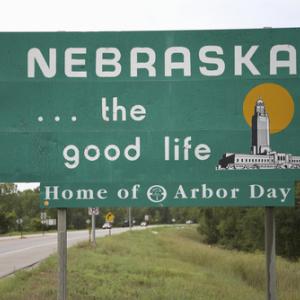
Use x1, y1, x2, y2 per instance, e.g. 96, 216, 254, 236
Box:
0, 0, 299, 31
3, 0, 299, 191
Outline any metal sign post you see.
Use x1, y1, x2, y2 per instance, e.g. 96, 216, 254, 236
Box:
128, 207, 132, 230
41, 212, 47, 236
86, 219, 91, 243
91, 213, 96, 246
16, 218, 23, 239
265, 207, 277, 300
105, 212, 114, 236
88, 208, 99, 246
57, 208, 67, 300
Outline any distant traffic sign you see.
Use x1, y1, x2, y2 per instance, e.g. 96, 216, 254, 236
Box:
47, 219, 57, 226
88, 208, 99, 216
105, 212, 115, 223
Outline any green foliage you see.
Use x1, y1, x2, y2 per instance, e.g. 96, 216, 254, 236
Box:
198, 207, 300, 260
0, 183, 17, 195
30, 217, 43, 231
0, 211, 16, 233
0, 186, 41, 233
276, 208, 300, 260
197, 208, 220, 244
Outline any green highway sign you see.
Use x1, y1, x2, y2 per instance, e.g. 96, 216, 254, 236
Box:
40, 182, 295, 208
0, 29, 299, 207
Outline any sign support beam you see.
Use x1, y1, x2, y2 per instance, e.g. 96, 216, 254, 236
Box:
265, 207, 277, 300
91, 213, 96, 246
128, 207, 132, 230
57, 208, 67, 300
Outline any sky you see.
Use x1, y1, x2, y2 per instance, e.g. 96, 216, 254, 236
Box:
1, 0, 299, 191
0, 0, 299, 31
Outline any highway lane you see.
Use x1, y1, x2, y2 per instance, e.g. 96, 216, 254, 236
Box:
0, 227, 134, 278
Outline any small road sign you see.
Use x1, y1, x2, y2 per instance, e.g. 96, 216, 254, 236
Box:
47, 219, 57, 226
88, 208, 99, 215
16, 218, 23, 224
105, 212, 115, 223
40, 212, 47, 220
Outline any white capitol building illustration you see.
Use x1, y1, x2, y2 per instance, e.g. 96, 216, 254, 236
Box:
217, 98, 300, 170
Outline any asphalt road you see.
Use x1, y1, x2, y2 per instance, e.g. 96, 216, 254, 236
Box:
0, 227, 135, 278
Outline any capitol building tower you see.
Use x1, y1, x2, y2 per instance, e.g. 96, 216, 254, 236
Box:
217, 96, 300, 170
251, 98, 271, 155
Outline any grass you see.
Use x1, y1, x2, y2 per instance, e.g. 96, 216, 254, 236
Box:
0, 226, 299, 299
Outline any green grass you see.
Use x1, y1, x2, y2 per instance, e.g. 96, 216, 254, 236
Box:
0, 226, 299, 300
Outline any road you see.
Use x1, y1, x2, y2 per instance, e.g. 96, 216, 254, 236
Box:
0, 227, 135, 278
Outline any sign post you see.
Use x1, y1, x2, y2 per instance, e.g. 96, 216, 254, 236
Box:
265, 207, 277, 300
16, 218, 23, 239
128, 207, 132, 230
91, 214, 96, 246
57, 208, 67, 300
40, 212, 47, 236
88, 208, 99, 245
86, 219, 91, 243
105, 212, 115, 236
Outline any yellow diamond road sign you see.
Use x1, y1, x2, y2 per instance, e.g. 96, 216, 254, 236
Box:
105, 212, 115, 223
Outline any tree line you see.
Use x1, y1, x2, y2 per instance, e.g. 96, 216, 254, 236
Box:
198, 182, 300, 260
198, 207, 300, 259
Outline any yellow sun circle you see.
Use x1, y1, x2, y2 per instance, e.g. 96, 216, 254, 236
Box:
243, 83, 294, 134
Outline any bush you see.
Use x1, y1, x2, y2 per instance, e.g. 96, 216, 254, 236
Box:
30, 217, 44, 231
198, 207, 300, 260
0, 211, 16, 234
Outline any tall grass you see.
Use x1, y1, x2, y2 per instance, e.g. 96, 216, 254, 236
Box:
0, 226, 299, 300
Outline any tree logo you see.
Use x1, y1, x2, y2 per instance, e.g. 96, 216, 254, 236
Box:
147, 185, 167, 203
